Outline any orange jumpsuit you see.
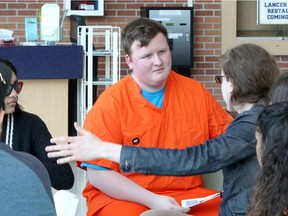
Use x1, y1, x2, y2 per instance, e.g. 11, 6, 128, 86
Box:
82, 71, 232, 216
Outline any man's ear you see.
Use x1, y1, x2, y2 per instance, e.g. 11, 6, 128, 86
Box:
125, 54, 134, 70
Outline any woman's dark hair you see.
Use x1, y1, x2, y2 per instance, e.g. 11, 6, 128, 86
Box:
0, 57, 22, 112
0, 57, 17, 75
269, 72, 288, 103
121, 17, 169, 56
219, 43, 279, 109
247, 102, 288, 216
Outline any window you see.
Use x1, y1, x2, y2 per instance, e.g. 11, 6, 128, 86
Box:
221, 0, 288, 55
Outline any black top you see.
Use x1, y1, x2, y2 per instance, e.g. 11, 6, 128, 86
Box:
1, 106, 74, 190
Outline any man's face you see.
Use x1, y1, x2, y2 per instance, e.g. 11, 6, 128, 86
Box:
125, 33, 172, 92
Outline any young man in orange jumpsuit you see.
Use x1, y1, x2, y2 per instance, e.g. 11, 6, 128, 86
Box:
49, 17, 232, 215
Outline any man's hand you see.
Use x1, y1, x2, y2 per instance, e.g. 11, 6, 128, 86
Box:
146, 194, 190, 214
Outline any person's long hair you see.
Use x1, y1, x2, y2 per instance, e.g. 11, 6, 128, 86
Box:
0, 58, 23, 147
219, 43, 279, 110
269, 72, 288, 103
247, 102, 288, 216
0, 57, 23, 113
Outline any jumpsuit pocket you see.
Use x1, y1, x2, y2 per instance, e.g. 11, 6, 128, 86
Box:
123, 132, 144, 146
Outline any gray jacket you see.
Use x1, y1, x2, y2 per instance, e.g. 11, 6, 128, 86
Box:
120, 105, 264, 216
0, 143, 56, 216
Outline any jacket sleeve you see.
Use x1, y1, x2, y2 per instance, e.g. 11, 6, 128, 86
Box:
30, 115, 75, 190
120, 112, 257, 176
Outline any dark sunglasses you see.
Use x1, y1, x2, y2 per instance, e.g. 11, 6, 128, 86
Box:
6, 81, 23, 96
215, 75, 229, 84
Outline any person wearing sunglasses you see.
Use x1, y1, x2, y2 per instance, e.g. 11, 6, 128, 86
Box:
46, 43, 280, 215
0, 61, 56, 215
0, 57, 74, 190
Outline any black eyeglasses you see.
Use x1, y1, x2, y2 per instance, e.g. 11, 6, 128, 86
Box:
215, 75, 229, 84
6, 81, 23, 96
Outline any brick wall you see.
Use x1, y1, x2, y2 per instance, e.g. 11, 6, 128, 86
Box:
1, 0, 287, 107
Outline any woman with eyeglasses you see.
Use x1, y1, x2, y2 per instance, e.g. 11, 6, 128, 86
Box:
46, 43, 279, 215
0, 57, 74, 190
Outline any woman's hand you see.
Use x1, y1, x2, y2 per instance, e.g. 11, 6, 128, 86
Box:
46, 122, 121, 164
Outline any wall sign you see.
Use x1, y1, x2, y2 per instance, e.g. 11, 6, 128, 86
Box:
65, 0, 104, 16
257, 0, 288, 24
